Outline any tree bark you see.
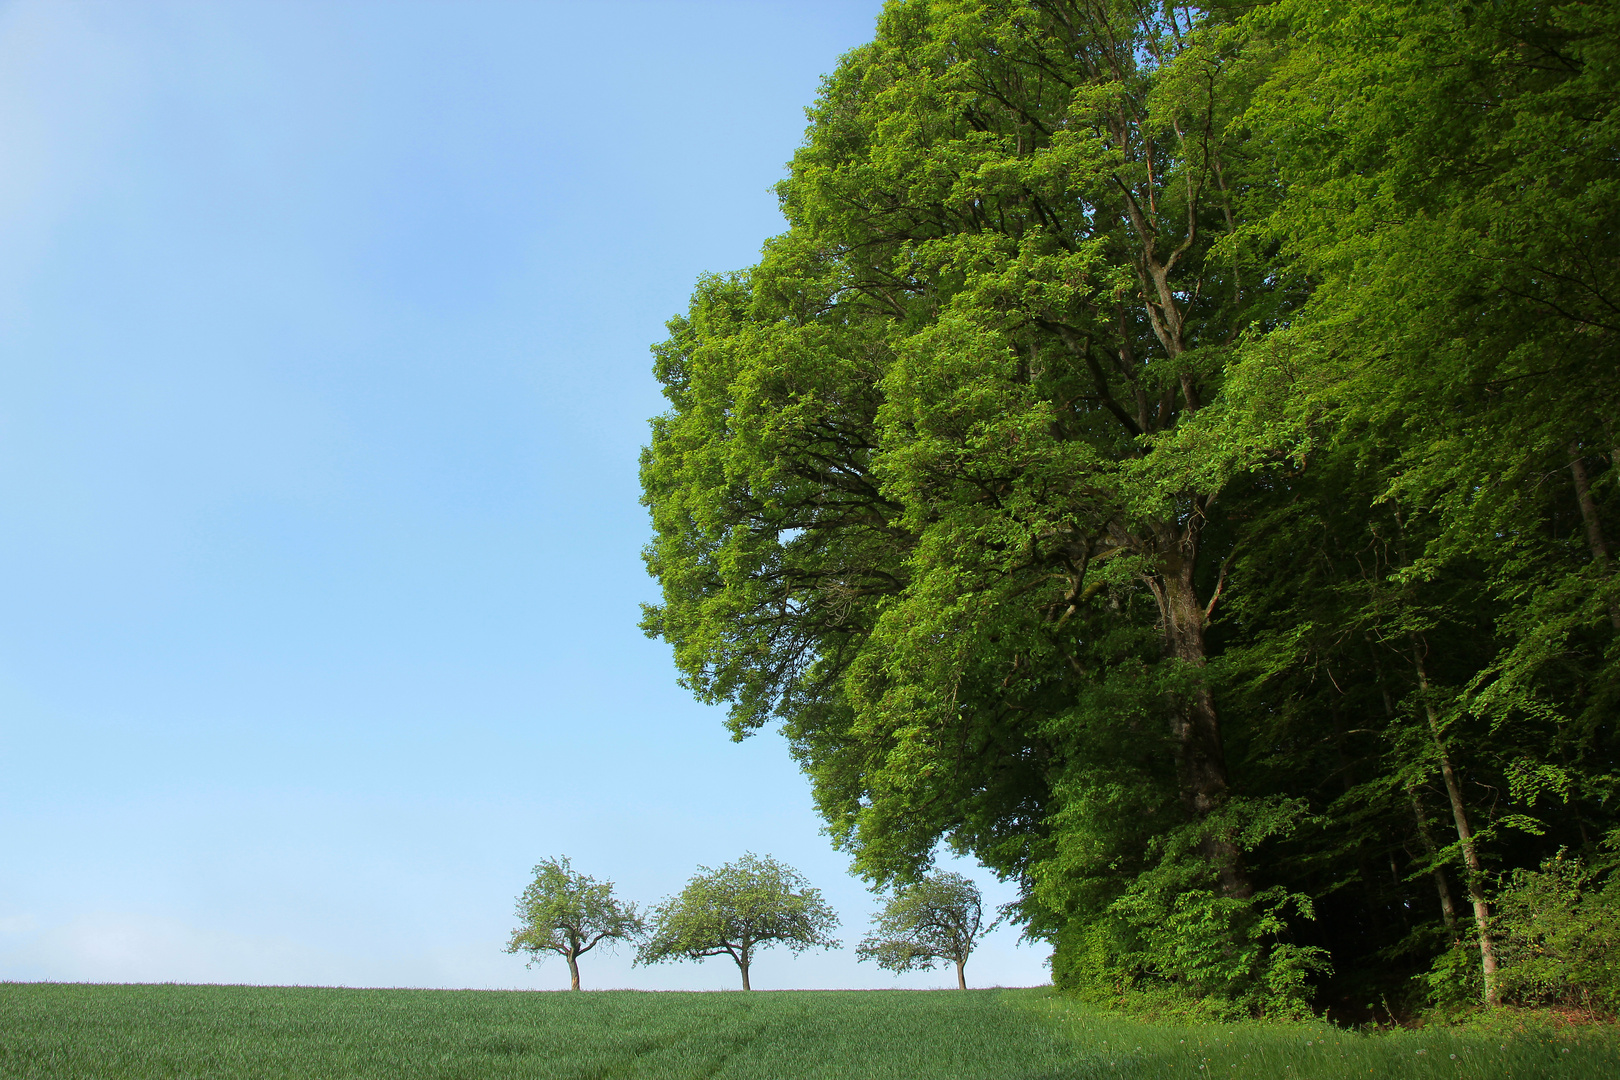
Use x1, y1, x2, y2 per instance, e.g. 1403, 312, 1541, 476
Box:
1157, 545, 1251, 898
1405, 781, 1460, 938
1378, 655, 1462, 938
956, 958, 967, 991
1412, 638, 1499, 1006
566, 952, 581, 992
1568, 441, 1620, 630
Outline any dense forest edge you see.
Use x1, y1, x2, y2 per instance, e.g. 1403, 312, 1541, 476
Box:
638, 0, 1620, 1022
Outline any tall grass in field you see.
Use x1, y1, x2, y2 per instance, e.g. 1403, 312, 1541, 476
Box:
1026, 994, 1619, 1079
1, 983, 1614, 1079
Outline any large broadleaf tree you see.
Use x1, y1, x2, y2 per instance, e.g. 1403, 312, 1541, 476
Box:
640, 0, 1620, 1013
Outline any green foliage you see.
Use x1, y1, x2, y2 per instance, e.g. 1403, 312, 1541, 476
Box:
1493, 844, 1620, 1011
636, 853, 840, 989
1206, 0, 1620, 1010
640, 0, 1620, 1017
1423, 942, 1488, 1016
504, 857, 644, 990
857, 870, 991, 987
1051, 918, 1132, 1005
641, 0, 1279, 898
1051, 800, 1330, 1018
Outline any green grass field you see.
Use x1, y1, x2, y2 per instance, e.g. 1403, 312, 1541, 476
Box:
1, 983, 1615, 1079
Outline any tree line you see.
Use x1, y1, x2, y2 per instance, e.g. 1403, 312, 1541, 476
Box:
638, 0, 1619, 1016
504, 854, 994, 991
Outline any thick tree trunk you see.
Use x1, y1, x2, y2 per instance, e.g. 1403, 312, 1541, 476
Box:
1119, 138, 1250, 894
738, 947, 752, 991
1158, 547, 1251, 899
1412, 639, 1499, 1006
956, 958, 967, 991
1569, 442, 1620, 630
567, 953, 581, 992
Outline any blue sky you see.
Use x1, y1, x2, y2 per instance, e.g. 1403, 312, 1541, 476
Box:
0, 0, 1051, 991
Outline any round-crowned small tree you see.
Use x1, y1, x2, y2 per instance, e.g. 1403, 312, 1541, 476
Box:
857, 871, 991, 990
505, 856, 644, 990
635, 852, 839, 990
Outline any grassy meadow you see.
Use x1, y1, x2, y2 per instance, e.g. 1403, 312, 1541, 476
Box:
1, 983, 1616, 1079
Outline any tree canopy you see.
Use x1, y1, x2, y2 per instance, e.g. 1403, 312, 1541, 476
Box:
505, 857, 644, 991
636, 853, 840, 990
641, 0, 1620, 1016
858, 870, 991, 989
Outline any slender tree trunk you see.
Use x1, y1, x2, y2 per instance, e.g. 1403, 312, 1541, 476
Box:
1405, 782, 1460, 938
1569, 441, 1620, 630
956, 958, 967, 991
738, 946, 752, 991
1412, 638, 1499, 1006
1377, 654, 1462, 937
567, 952, 581, 992
1158, 548, 1251, 898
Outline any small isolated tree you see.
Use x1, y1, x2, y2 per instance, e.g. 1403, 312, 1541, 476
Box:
504, 856, 644, 990
858, 871, 990, 990
636, 852, 839, 990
